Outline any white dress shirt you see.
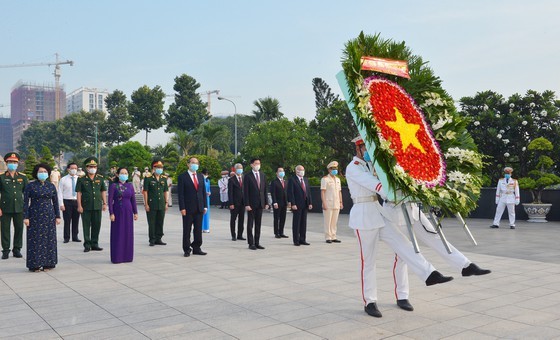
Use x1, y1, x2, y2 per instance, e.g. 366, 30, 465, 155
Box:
58, 174, 79, 205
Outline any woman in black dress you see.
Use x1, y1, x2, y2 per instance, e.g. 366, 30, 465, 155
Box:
23, 163, 61, 272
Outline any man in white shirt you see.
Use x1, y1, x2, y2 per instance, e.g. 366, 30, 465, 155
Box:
58, 163, 81, 243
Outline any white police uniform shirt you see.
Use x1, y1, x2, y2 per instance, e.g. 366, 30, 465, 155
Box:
495, 177, 520, 205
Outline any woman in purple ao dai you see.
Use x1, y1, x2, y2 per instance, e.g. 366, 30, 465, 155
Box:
108, 167, 138, 263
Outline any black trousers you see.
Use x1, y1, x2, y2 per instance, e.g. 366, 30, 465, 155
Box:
63, 199, 80, 241
182, 212, 203, 254
292, 208, 308, 244
273, 205, 287, 236
229, 204, 245, 238
246, 207, 263, 246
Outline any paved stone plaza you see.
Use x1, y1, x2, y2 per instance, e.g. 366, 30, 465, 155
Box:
1, 206, 559, 339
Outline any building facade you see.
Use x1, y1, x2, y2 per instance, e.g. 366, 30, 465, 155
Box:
11, 82, 66, 151
0, 117, 13, 156
66, 87, 109, 114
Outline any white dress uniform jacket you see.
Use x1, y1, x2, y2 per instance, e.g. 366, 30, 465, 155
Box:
495, 178, 520, 205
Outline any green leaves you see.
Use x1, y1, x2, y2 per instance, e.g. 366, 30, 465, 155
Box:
129, 85, 166, 145
165, 74, 209, 133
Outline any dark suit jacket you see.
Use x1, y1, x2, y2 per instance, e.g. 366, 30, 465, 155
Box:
270, 177, 287, 207
243, 171, 267, 209
178, 171, 207, 213
228, 175, 244, 206
288, 176, 312, 208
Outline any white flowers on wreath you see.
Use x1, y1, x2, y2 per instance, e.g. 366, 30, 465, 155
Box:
448, 171, 472, 184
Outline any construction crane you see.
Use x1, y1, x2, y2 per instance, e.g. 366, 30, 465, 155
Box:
203, 90, 219, 115
0, 53, 74, 120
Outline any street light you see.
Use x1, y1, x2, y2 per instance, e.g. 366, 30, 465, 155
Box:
217, 96, 238, 156
94, 122, 99, 160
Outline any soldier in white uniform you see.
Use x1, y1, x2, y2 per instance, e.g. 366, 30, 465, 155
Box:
321, 161, 343, 243
389, 202, 491, 311
491, 167, 520, 229
346, 136, 453, 318
132, 167, 142, 193
50, 166, 61, 189
218, 171, 229, 209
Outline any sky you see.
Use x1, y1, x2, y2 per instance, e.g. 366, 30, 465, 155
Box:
1, 0, 559, 146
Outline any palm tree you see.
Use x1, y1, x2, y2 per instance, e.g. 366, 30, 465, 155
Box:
252, 97, 284, 123
170, 131, 195, 157
193, 124, 231, 155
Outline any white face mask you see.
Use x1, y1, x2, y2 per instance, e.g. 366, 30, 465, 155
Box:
69, 169, 77, 176
88, 168, 97, 175
253, 165, 261, 171
297, 170, 305, 177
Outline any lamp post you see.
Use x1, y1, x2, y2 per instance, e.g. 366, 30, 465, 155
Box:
217, 96, 238, 156
94, 122, 99, 160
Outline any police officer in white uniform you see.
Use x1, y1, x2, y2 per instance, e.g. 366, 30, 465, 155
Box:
389, 202, 491, 311
491, 166, 520, 229
346, 136, 453, 318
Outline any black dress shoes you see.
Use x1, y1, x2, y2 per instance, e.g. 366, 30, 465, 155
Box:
275, 235, 281, 239
256, 245, 265, 249
232, 237, 237, 241
425, 270, 454, 286
326, 240, 332, 244
84, 247, 91, 253
397, 299, 414, 311
280, 235, 289, 238
91, 246, 103, 251
249, 245, 257, 250
73, 239, 82, 242
237, 237, 246, 241
149, 242, 155, 246
63, 240, 70, 243
13, 250, 23, 258
155, 240, 167, 245
510, 225, 516, 229
184, 252, 191, 257
364, 302, 382, 317
490, 225, 499, 228
462, 263, 491, 276
193, 249, 207, 255
301, 242, 310, 246
2, 252, 9, 259
332, 239, 341, 243
293, 243, 300, 246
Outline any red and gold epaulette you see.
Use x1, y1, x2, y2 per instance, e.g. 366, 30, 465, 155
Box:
354, 161, 360, 165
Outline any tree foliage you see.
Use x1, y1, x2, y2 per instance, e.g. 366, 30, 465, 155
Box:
174, 154, 221, 184
107, 141, 152, 170
129, 85, 166, 145
210, 114, 255, 155
104, 90, 138, 145
251, 97, 284, 123
312, 77, 339, 112
192, 123, 231, 155
518, 137, 560, 203
23, 148, 39, 179
39, 146, 56, 169
165, 74, 210, 133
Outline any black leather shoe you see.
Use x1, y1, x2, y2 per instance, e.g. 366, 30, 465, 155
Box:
280, 235, 289, 238
397, 299, 414, 311
462, 263, 491, 277
63, 240, 69, 243
275, 235, 281, 239
149, 242, 155, 246
249, 245, 257, 250
184, 252, 191, 257
29, 268, 40, 272
232, 237, 237, 241
332, 239, 341, 243
84, 247, 91, 253
364, 303, 382, 317
510, 225, 516, 229
326, 240, 332, 244
91, 246, 103, 251
425, 271, 454, 286
490, 225, 499, 228
301, 242, 310, 246
193, 249, 207, 256
256, 245, 265, 249
1, 252, 8, 260
73, 239, 82, 242
237, 237, 246, 241
13, 250, 23, 258
293, 243, 300, 246
155, 240, 167, 245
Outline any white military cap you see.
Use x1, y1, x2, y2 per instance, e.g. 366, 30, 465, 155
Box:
327, 161, 339, 169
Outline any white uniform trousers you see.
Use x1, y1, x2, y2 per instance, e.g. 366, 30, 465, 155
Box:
493, 202, 516, 226
355, 219, 435, 305
323, 208, 340, 240
392, 213, 471, 299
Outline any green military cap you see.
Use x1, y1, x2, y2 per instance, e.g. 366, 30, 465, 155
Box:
152, 159, 164, 168
84, 157, 98, 167
110, 161, 118, 167
4, 152, 21, 162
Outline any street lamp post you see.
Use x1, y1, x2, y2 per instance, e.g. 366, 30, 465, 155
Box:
94, 122, 99, 160
217, 97, 238, 156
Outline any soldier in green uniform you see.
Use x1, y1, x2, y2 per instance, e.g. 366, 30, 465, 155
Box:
0, 152, 28, 259
76, 157, 107, 252
143, 159, 169, 246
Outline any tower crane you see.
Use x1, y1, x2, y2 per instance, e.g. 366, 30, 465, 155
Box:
0, 53, 74, 120
203, 90, 220, 115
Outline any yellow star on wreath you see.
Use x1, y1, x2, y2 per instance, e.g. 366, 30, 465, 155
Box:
385, 107, 426, 153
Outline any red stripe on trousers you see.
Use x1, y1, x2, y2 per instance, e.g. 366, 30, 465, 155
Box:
392, 254, 398, 300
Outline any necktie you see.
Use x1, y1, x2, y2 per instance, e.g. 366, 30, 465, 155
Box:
71, 176, 76, 196
255, 172, 260, 188
281, 179, 284, 188
192, 173, 199, 190
238, 176, 242, 187
300, 178, 306, 198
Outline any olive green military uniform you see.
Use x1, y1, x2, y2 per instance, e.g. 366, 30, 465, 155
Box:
76, 173, 107, 249
143, 173, 168, 243
0, 171, 28, 255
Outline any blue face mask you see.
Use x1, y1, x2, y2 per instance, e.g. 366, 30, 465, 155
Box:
363, 151, 371, 162
504, 174, 511, 179
331, 170, 338, 176
190, 164, 199, 172
7, 163, 18, 172
236, 168, 243, 175
119, 174, 129, 182
155, 168, 163, 175
37, 173, 48, 182
278, 171, 285, 178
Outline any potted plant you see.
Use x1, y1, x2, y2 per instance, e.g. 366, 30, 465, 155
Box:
518, 137, 560, 222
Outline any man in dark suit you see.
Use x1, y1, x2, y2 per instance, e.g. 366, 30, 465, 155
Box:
228, 163, 245, 241
243, 158, 269, 250
288, 165, 313, 246
270, 167, 289, 239
178, 157, 208, 257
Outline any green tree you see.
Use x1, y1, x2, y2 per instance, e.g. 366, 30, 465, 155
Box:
23, 148, 39, 179
107, 141, 152, 170
242, 118, 328, 179
18, 121, 59, 157
518, 137, 560, 203
251, 97, 284, 123
129, 85, 166, 145
192, 123, 231, 155
170, 130, 196, 157
104, 90, 138, 145
312, 77, 339, 112
210, 114, 255, 155
152, 143, 180, 174
165, 74, 210, 133
174, 154, 221, 184
39, 146, 56, 168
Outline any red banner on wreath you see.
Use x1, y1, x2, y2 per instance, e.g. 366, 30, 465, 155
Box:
361, 56, 410, 79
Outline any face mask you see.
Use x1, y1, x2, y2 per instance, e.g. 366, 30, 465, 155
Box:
236, 169, 243, 175
363, 150, 371, 162
252, 165, 261, 171
7, 164, 18, 172
331, 170, 338, 176
37, 173, 48, 182
504, 174, 511, 179
297, 170, 305, 177
278, 171, 285, 178
155, 168, 163, 175
88, 168, 97, 174
119, 174, 129, 182
69, 169, 77, 176
189, 164, 199, 172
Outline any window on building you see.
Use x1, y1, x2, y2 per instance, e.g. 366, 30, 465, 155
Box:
89, 94, 94, 111
98, 94, 103, 110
